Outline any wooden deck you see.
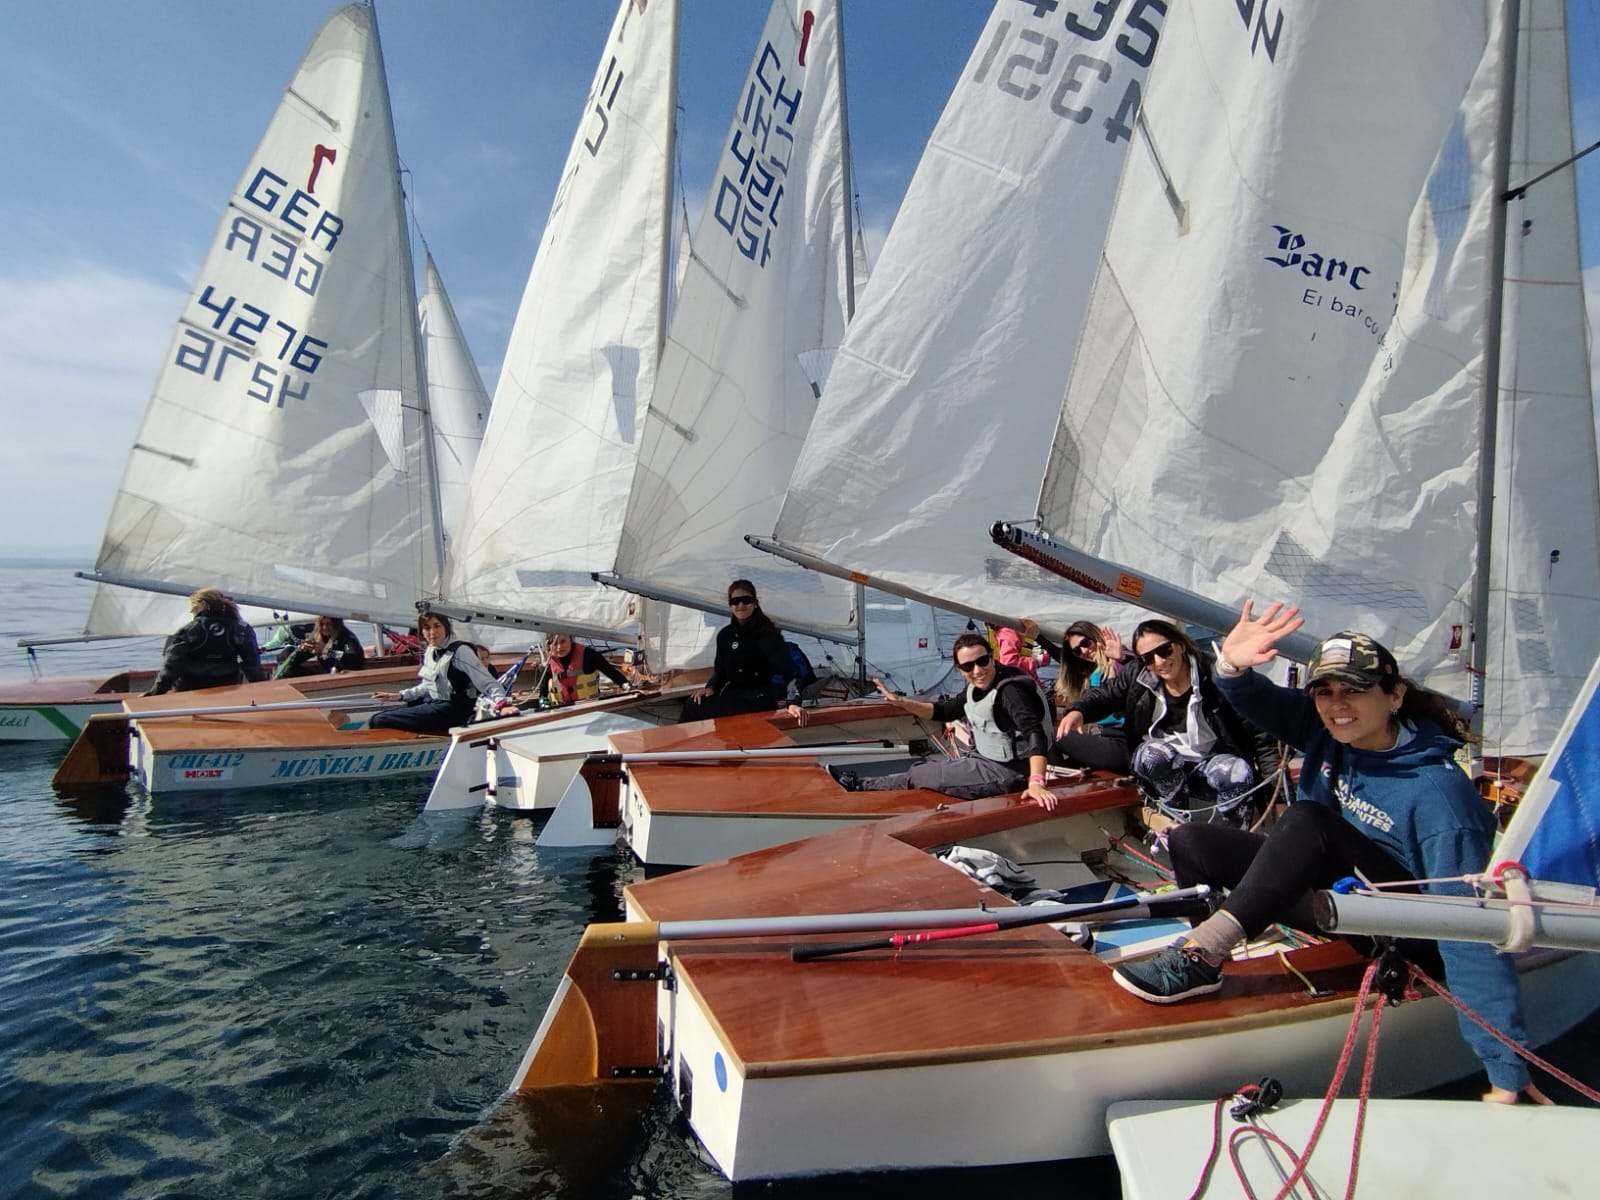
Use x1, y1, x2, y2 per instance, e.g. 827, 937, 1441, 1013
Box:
627, 780, 1365, 1078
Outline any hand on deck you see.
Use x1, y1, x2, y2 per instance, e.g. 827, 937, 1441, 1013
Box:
1220, 600, 1304, 671
782, 702, 807, 726
1024, 779, 1058, 812
690, 686, 713, 702
372, 690, 402, 702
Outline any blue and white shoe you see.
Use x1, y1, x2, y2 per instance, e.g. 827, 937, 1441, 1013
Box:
827, 765, 861, 792
1112, 940, 1224, 1003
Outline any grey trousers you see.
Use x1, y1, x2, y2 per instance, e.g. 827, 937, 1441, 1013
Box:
859, 752, 1026, 801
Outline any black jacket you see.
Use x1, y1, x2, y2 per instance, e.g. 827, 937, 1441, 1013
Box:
1062, 652, 1280, 779
150, 611, 266, 695
708, 620, 797, 700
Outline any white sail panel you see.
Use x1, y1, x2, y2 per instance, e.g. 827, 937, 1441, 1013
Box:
418, 251, 490, 547
1034, 4, 1497, 695
445, 0, 677, 635
612, 0, 855, 634
1481, 0, 1600, 752
87, 3, 439, 630
772, 0, 1169, 631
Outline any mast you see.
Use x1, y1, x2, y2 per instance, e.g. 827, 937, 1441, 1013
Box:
833, 0, 865, 683
658, 0, 681, 359
1466, 0, 1523, 741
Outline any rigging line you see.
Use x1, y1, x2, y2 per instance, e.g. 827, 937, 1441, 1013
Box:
1503, 138, 1600, 201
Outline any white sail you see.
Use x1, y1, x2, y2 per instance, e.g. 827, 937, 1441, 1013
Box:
418, 251, 490, 546
1030, 1, 1599, 755
1481, 0, 1600, 751
609, 0, 856, 637
444, 0, 678, 636
769, 0, 1169, 631
85, 3, 439, 632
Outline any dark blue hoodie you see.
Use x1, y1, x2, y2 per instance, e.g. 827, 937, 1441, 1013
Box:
1217, 668, 1531, 1092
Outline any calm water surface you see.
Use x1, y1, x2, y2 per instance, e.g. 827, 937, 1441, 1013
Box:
1, 566, 1593, 1198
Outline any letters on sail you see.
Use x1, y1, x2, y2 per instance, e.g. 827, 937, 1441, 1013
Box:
87, 3, 440, 633
608, 0, 856, 638
444, 0, 678, 638
1032, 1, 1600, 754
769, 0, 1167, 631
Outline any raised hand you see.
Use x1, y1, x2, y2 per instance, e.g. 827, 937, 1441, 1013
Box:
1220, 600, 1304, 670
1101, 626, 1123, 661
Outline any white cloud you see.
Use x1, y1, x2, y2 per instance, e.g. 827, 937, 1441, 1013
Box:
0, 266, 182, 557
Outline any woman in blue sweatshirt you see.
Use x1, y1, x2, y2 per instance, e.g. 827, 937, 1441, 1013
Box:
1114, 600, 1544, 1105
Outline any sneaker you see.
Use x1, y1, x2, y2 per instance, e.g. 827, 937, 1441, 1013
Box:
1112, 940, 1224, 1004
827, 765, 861, 792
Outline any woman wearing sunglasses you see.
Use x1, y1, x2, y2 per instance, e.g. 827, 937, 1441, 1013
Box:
1055, 617, 1278, 825
680, 580, 806, 723
1110, 601, 1542, 1106
832, 632, 1055, 806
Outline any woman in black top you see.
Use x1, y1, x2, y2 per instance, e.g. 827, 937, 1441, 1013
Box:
679, 580, 806, 723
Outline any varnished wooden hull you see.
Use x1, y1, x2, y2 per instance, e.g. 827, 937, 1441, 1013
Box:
514, 777, 1600, 1180
608, 702, 946, 866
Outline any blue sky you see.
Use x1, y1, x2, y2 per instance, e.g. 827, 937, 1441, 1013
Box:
1, 0, 1596, 559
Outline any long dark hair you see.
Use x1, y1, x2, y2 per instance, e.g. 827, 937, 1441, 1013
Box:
1388, 676, 1472, 742
726, 579, 776, 633
1131, 618, 1205, 669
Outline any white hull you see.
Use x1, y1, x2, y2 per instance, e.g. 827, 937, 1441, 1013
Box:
1109, 1096, 1600, 1198
658, 949, 1600, 1180
0, 700, 122, 742
129, 728, 448, 794
424, 707, 661, 814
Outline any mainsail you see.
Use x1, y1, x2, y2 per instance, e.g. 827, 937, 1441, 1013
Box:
418, 251, 490, 547
767, 0, 1168, 630
443, 0, 678, 639
606, 0, 857, 640
84, 3, 440, 632
1025, 0, 1600, 756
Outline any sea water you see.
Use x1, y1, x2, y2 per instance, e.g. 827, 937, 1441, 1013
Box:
1, 565, 1592, 1199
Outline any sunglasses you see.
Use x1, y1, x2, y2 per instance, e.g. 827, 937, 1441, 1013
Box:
1137, 641, 1177, 667
1068, 637, 1095, 656
729, 595, 756, 607
955, 652, 993, 674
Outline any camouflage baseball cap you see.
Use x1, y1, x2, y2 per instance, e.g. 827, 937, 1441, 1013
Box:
1304, 632, 1399, 690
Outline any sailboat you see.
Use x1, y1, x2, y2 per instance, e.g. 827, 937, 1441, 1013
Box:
45, 3, 504, 789
495, 0, 1600, 1180
423, 0, 951, 824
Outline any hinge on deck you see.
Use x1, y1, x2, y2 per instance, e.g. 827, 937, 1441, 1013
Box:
612, 961, 675, 990
594, 768, 626, 782
610, 1064, 666, 1079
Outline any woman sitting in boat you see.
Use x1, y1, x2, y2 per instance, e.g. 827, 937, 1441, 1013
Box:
146, 588, 267, 695
529, 632, 631, 708
833, 633, 1056, 805
368, 612, 512, 733
1042, 618, 1135, 774
680, 580, 806, 723
1114, 601, 1543, 1105
1054, 618, 1278, 825
274, 616, 366, 678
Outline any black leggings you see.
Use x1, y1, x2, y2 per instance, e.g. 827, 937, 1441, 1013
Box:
1168, 801, 1412, 937
1049, 726, 1132, 773
679, 684, 781, 723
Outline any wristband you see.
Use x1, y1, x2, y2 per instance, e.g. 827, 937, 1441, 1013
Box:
1029, 774, 1048, 784
1214, 654, 1244, 677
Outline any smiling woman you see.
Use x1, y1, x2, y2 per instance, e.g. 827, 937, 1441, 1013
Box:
1114, 599, 1547, 1107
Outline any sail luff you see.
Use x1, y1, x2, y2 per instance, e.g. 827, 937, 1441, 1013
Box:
418, 251, 491, 544
1466, 0, 1524, 735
